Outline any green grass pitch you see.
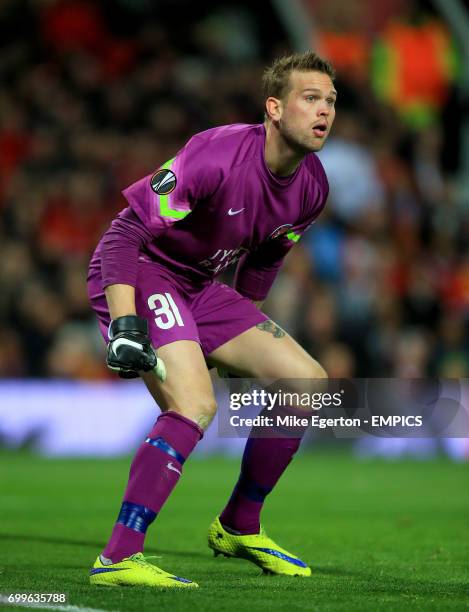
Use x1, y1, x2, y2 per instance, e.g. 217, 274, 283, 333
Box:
1, 450, 468, 611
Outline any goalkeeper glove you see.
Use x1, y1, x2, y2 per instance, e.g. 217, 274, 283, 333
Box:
106, 315, 166, 382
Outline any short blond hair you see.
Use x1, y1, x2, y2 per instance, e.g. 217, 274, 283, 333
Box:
263, 51, 335, 103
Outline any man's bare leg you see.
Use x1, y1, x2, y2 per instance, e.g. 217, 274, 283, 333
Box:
208, 321, 326, 538
102, 340, 216, 562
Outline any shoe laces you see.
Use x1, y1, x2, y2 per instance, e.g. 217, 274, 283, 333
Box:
127, 553, 165, 574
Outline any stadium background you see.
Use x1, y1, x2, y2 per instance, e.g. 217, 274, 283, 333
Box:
1, 1, 469, 610
1, 0, 468, 382
1, 0, 468, 456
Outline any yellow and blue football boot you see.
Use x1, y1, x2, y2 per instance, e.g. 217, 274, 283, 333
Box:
89, 552, 198, 588
208, 516, 311, 576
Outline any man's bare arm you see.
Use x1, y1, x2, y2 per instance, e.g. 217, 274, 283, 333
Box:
105, 284, 137, 319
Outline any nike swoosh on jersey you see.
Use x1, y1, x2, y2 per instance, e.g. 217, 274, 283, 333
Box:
227, 208, 244, 216
167, 461, 182, 476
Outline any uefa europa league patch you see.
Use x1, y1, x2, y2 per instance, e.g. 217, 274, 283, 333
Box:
150, 168, 177, 195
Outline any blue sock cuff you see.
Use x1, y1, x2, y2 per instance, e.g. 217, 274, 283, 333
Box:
145, 436, 186, 464
117, 501, 157, 534
238, 477, 272, 503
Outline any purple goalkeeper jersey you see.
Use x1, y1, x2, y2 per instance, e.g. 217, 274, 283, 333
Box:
89, 123, 329, 301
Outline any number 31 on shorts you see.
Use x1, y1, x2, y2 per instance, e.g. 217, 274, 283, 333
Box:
148, 293, 184, 329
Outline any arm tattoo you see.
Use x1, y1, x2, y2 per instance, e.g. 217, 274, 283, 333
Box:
256, 320, 286, 339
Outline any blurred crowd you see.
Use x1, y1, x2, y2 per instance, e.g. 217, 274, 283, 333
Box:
1, 0, 468, 379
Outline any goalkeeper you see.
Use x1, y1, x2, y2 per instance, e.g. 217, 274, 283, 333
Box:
87, 51, 336, 588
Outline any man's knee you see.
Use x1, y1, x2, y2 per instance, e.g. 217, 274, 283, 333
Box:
310, 361, 328, 382
171, 393, 218, 430
285, 355, 328, 381
274, 355, 328, 400
187, 394, 218, 419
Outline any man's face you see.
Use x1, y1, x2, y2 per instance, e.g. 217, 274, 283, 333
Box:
273, 70, 336, 153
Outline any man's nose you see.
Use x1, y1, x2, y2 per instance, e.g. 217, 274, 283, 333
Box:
317, 102, 330, 116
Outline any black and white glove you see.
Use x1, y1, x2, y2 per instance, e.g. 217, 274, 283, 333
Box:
106, 315, 166, 381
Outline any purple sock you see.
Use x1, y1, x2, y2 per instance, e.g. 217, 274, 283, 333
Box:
103, 411, 203, 562
219, 435, 302, 535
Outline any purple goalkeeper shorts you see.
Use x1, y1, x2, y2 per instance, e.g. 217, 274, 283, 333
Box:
87, 261, 267, 357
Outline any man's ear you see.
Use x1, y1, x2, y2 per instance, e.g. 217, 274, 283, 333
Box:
265, 96, 283, 122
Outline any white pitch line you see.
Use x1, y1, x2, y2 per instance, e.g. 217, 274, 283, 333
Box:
0, 596, 117, 612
